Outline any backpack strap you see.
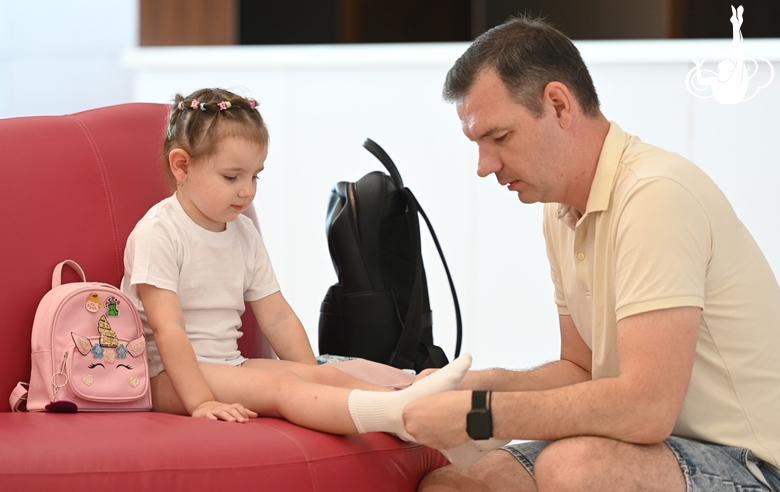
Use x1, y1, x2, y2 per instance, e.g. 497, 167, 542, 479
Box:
388, 192, 426, 369
413, 192, 463, 359
363, 139, 463, 367
388, 188, 462, 369
9, 382, 28, 412
52, 260, 86, 288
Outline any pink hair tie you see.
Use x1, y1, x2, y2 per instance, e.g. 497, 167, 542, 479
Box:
218, 101, 231, 111
177, 101, 184, 110
190, 99, 200, 109
249, 101, 257, 110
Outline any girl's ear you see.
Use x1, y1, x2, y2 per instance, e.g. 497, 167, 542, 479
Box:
169, 149, 192, 185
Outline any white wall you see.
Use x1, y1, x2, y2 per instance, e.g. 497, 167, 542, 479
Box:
124, 41, 780, 371
0, 0, 136, 118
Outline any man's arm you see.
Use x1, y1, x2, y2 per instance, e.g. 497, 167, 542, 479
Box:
403, 306, 700, 449
459, 314, 592, 391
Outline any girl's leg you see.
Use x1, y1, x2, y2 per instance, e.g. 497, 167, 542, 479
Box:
205, 365, 360, 433
151, 364, 358, 432
240, 358, 395, 392
152, 353, 507, 467
151, 353, 473, 436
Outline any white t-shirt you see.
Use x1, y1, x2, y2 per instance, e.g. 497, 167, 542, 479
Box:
121, 194, 280, 377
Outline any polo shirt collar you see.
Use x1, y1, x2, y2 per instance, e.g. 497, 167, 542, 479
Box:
555, 121, 627, 230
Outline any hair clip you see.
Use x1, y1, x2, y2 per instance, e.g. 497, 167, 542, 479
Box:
177, 101, 184, 110
218, 101, 231, 111
190, 99, 200, 110
166, 125, 173, 140
200, 103, 207, 111
249, 101, 257, 110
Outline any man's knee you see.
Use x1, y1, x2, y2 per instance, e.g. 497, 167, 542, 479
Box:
534, 436, 618, 490
419, 449, 533, 492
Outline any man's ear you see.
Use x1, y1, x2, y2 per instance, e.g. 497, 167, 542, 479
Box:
543, 82, 574, 129
168, 148, 192, 185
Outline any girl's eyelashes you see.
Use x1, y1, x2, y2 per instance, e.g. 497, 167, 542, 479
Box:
224, 174, 261, 181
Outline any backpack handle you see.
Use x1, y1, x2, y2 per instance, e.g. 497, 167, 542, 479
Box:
52, 260, 87, 288
363, 138, 404, 189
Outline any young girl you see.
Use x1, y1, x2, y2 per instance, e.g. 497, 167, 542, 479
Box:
121, 88, 505, 468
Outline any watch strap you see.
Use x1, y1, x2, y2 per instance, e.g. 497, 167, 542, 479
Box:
472, 390, 488, 409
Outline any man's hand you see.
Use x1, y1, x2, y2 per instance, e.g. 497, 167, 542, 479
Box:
402, 391, 472, 449
192, 400, 258, 423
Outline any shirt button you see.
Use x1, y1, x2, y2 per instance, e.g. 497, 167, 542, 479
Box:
577, 252, 585, 260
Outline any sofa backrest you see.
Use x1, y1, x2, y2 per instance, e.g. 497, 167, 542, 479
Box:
0, 103, 271, 412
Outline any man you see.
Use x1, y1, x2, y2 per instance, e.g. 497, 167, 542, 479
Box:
403, 16, 780, 492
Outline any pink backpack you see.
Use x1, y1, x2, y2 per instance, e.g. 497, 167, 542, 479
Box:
10, 260, 151, 412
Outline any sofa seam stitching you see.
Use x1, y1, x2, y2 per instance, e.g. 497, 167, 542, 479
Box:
66, 114, 123, 280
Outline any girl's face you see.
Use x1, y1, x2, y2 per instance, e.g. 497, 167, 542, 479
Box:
175, 136, 267, 232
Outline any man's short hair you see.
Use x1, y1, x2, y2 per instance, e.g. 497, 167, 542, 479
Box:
443, 15, 600, 118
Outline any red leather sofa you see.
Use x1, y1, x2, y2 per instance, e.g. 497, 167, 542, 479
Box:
0, 104, 447, 491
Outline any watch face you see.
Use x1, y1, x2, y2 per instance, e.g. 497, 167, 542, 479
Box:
467, 409, 493, 440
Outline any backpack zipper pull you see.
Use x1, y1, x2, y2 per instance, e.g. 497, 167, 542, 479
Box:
51, 351, 69, 402
45, 351, 78, 413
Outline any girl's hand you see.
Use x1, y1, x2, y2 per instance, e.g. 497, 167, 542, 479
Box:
192, 400, 258, 423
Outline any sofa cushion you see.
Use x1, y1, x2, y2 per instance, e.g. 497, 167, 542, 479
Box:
0, 412, 446, 491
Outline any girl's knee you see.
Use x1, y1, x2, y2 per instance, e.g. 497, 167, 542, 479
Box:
253, 369, 306, 394
310, 364, 347, 384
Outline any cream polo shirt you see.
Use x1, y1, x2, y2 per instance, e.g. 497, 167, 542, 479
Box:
543, 122, 780, 470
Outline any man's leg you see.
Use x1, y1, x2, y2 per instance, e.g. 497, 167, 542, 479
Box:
418, 437, 685, 492
418, 448, 537, 492
533, 436, 685, 492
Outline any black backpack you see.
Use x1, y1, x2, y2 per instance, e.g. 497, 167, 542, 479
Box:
318, 139, 462, 373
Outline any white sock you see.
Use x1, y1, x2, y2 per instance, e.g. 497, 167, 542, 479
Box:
348, 353, 472, 441
440, 438, 512, 469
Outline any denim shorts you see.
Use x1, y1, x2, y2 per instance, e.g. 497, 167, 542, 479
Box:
503, 437, 780, 492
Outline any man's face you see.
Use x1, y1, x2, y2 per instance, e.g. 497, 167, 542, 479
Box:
456, 69, 566, 206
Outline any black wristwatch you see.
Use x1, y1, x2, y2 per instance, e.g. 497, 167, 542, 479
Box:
466, 390, 493, 440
